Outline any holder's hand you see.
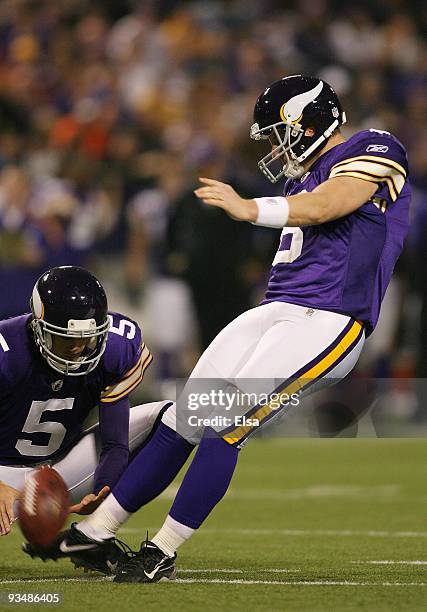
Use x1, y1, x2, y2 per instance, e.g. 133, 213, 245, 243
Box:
69, 485, 110, 515
0, 482, 20, 535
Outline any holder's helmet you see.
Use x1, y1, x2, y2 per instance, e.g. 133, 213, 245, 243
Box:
30, 266, 110, 376
250, 75, 346, 182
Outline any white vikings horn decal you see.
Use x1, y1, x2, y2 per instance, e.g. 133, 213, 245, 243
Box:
280, 81, 324, 123
31, 285, 44, 319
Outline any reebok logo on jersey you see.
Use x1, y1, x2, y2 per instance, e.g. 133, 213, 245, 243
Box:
366, 144, 389, 153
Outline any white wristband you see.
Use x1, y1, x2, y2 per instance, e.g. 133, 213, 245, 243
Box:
253, 197, 289, 228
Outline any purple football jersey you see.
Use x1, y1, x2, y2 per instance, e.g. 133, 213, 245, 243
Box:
262, 129, 411, 334
0, 312, 151, 465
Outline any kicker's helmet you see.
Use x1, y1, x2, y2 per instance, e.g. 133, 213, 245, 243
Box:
250, 75, 346, 182
30, 266, 110, 376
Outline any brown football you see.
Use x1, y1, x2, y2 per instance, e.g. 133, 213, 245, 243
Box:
18, 466, 69, 548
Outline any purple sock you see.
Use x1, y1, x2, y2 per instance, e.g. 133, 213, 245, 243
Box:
113, 423, 194, 512
169, 432, 239, 529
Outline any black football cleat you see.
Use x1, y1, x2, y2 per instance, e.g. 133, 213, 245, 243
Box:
22, 522, 134, 575
114, 537, 177, 583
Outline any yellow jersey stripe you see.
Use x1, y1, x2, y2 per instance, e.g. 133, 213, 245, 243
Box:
102, 354, 154, 403
330, 155, 406, 178
108, 353, 153, 402
329, 170, 398, 202
102, 343, 146, 396
101, 350, 151, 401
223, 321, 363, 445
329, 160, 405, 192
100, 353, 153, 403
101, 352, 144, 397
100, 347, 152, 403
329, 160, 405, 198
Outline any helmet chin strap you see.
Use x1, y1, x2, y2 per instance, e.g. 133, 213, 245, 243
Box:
252, 111, 346, 183
283, 118, 342, 179
46, 354, 83, 374
283, 158, 305, 179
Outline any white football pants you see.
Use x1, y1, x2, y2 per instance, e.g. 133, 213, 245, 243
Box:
0, 401, 172, 503
162, 302, 365, 447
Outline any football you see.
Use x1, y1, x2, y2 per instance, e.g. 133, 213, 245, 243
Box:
18, 467, 69, 548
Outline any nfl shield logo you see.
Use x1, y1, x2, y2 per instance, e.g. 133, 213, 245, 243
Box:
52, 380, 63, 391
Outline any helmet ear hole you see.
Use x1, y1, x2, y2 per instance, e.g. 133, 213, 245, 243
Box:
304, 127, 315, 137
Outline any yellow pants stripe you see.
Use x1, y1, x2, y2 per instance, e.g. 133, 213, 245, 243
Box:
223, 320, 363, 445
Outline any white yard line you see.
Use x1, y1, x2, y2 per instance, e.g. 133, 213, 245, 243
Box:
119, 527, 427, 538
178, 568, 300, 573
175, 579, 426, 586
158, 484, 401, 502
0, 577, 109, 585
353, 560, 427, 565
179, 569, 243, 573
201, 528, 427, 538
0, 577, 425, 587
228, 485, 402, 501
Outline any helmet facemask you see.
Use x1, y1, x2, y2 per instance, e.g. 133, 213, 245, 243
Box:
250, 120, 305, 182
31, 315, 110, 376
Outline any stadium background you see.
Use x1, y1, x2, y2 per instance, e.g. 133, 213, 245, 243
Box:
0, 2, 426, 609
0, 0, 426, 426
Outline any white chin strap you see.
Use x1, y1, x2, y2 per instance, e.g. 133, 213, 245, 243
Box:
45, 351, 84, 374
251, 114, 346, 183
282, 158, 305, 180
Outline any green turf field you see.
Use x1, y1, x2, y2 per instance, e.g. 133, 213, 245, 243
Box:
0, 439, 426, 611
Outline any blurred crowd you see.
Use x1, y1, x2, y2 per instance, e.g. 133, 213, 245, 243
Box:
0, 0, 426, 414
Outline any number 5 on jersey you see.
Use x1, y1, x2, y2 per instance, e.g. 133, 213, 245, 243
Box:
15, 398, 74, 457
0, 332, 10, 352
108, 315, 136, 339
273, 227, 304, 266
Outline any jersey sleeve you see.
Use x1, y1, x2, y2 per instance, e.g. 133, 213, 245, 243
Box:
328, 130, 408, 203
0, 316, 28, 401
100, 312, 153, 404
283, 178, 294, 197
